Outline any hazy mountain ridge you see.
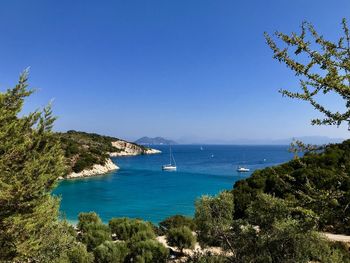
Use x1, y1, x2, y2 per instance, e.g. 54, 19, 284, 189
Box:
176, 136, 345, 145
135, 136, 177, 145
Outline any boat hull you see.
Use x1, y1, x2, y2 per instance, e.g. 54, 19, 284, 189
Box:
162, 165, 177, 171
237, 168, 250, 172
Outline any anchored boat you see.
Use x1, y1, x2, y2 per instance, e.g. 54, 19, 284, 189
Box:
237, 166, 250, 172
162, 146, 177, 171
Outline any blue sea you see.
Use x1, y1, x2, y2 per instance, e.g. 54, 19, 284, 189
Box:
53, 145, 293, 224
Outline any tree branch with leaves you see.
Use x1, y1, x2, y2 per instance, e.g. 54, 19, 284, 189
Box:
265, 18, 350, 129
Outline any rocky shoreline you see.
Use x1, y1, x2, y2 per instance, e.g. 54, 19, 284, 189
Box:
109, 148, 161, 157
65, 158, 119, 179
109, 140, 161, 156
64, 143, 161, 179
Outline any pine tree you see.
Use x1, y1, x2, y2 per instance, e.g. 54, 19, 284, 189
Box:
0, 70, 83, 262
265, 19, 350, 129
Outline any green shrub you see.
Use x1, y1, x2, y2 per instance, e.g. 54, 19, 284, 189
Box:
195, 191, 234, 246
128, 240, 169, 263
228, 218, 350, 263
194, 191, 350, 263
78, 212, 102, 232
129, 230, 156, 243
109, 217, 155, 241
80, 223, 111, 251
185, 252, 228, 263
73, 153, 100, 172
94, 241, 129, 263
65, 243, 94, 263
159, 215, 195, 233
166, 226, 196, 252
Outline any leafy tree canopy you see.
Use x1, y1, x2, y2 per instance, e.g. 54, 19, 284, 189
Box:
0, 71, 82, 262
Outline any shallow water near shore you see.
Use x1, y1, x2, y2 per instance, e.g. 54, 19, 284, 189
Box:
53, 145, 293, 224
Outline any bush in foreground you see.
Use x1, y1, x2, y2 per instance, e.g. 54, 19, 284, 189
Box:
127, 239, 169, 263
109, 217, 155, 241
185, 252, 228, 263
78, 212, 103, 232
195, 191, 234, 246
80, 223, 112, 251
159, 215, 196, 234
167, 226, 196, 253
65, 242, 94, 263
93, 241, 129, 263
195, 192, 350, 263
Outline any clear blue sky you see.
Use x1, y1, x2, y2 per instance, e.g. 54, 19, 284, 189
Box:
0, 0, 349, 143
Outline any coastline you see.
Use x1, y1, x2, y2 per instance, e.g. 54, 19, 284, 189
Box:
64, 158, 119, 179
109, 140, 161, 157
109, 148, 161, 157
63, 144, 161, 179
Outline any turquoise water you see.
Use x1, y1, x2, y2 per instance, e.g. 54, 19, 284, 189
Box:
53, 145, 293, 224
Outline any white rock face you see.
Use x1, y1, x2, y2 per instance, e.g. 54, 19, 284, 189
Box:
144, 148, 162, 154
109, 140, 161, 157
66, 158, 119, 179
63, 140, 160, 179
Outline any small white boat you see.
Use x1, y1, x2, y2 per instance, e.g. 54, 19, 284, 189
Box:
237, 166, 250, 172
162, 164, 177, 171
200, 146, 204, 151
162, 146, 177, 171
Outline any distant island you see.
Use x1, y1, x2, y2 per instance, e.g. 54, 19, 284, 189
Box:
135, 136, 177, 145
58, 130, 161, 179
177, 136, 345, 145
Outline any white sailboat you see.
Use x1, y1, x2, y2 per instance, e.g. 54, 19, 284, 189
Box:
162, 146, 177, 171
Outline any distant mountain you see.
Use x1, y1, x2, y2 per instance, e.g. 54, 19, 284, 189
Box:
176, 136, 345, 145
269, 136, 345, 145
135, 136, 177, 145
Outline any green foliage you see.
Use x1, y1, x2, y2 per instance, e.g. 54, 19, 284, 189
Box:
195, 191, 234, 246
265, 19, 350, 128
59, 131, 111, 174
65, 242, 94, 263
246, 193, 319, 232
129, 230, 156, 243
166, 226, 196, 252
235, 194, 327, 262
159, 215, 195, 234
109, 217, 155, 241
127, 239, 169, 263
195, 191, 350, 262
0, 71, 78, 261
228, 218, 349, 263
78, 212, 103, 232
93, 241, 129, 263
80, 223, 112, 251
232, 140, 350, 234
58, 130, 148, 175
185, 252, 228, 263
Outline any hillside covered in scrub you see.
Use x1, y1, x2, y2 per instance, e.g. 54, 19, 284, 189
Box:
57, 130, 154, 175
232, 139, 350, 234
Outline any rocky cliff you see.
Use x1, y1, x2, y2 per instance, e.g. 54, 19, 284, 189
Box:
109, 140, 161, 156
58, 130, 161, 179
